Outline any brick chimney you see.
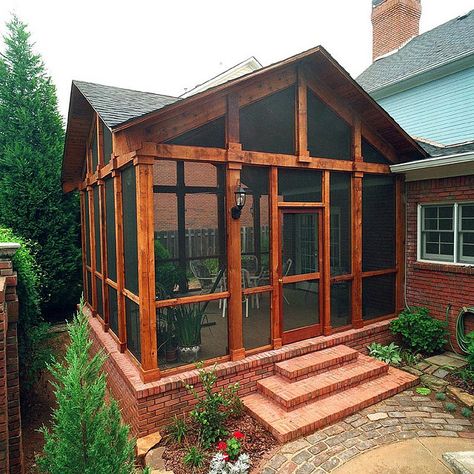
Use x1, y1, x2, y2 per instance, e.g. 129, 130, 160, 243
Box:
371, 0, 421, 61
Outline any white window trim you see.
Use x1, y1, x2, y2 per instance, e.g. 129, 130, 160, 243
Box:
417, 202, 474, 266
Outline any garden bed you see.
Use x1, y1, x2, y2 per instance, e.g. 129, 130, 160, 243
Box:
162, 413, 278, 474
446, 372, 474, 396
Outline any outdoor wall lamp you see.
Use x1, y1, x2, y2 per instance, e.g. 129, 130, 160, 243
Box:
231, 182, 247, 219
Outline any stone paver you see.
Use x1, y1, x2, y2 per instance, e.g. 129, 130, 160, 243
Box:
261, 388, 474, 473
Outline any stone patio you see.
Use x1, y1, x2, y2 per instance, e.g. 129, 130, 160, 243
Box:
259, 388, 474, 473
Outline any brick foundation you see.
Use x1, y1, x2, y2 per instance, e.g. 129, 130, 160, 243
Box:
88, 310, 395, 438
0, 244, 23, 474
406, 177, 474, 350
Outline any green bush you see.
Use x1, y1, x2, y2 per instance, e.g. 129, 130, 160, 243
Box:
461, 407, 472, 418
183, 446, 205, 468
0, 226, 51, 389
367, 342, 402, 364
37, 301, 136, 474
465, 331, 474, 369
154, 240, 180, 298
445, 402, 457, 412
435, 392, 446, 401
390, 307, 448, 355
186, 363, 241, 448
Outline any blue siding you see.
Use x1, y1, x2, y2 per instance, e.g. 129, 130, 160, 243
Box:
378, 67, 474, 146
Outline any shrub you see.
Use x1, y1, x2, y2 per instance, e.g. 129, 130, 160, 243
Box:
390, 307, 448, 355
37, 301, 136, 474
154, 241, 180, 298
209, 452, 251, 474
367, 342, 402, 365
0, 226, 51, 390
456, 366, 474, 383
466, 331, 474, 369
461, 407, 472, 418
445, 402, 457, 412
183, 446, 205, 468
186, 363, 241, 448
165, 415, 188, 444
435, 392, 446, 401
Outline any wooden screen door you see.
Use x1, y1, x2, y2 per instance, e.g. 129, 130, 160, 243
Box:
279, 209, 322, 344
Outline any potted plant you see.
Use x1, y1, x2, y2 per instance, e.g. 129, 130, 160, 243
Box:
171, 303, 205, 363
157, 310, 177, 362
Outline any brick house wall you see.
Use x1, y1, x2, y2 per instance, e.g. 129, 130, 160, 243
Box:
406, 176, 474, 349
0, 244, 23, 474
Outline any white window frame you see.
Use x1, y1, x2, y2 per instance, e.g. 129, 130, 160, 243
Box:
417, 202, 474, 266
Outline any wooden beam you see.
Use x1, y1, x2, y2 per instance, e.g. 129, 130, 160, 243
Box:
98, 180, 109, 331
226, 93, 240, 145
351, 172, 363, 328
113, 170, 127, 352
322, 171, 331, 336
353, 117, 362, 162
296, 66, 310, 162
135, 160, 159, 373
226, 166, 244, 360
269, 167, 282, 348
87, 186, 97, 315
395, 175, 405, 313
361, 123, 398, 164
97, 115, 104, 167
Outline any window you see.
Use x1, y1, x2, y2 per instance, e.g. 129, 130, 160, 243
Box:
419, 203, 474, 264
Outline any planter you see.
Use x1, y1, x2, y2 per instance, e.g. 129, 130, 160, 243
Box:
165, 347, 178, 362
178, 345, 200, 363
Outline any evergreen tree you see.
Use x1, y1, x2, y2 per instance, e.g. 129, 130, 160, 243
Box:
0, 15, 81, 313
37, 301, 137, 474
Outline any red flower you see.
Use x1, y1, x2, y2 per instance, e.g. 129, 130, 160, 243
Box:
223, 453, 230, 462
233, 431, 245, 439
217, 441, 227, 451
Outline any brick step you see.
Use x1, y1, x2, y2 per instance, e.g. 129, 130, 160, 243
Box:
258, 354, 389, 410
275, 345, 358, 381
243, 367, 418, 443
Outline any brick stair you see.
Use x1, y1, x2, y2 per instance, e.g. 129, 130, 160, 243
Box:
243, 345, 418, 442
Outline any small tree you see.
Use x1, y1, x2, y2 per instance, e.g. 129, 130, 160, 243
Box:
37, 301, 136, 474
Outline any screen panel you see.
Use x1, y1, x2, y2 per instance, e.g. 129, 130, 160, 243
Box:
105, 178, 117, 281
93, 186, 101, 273
126, 297, 141, 361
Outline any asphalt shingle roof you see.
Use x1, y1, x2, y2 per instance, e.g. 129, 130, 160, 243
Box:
357, 9, 474, 93
416, 139, 474, 157
73, 80, 179, 129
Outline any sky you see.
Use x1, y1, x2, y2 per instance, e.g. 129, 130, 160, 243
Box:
0, 0, 473, 120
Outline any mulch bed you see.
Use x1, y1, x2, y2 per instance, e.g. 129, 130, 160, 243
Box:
446, 371, 474, 395
162, 413, 278, 474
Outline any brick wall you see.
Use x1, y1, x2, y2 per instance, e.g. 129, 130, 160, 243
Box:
406, 176, 474, 350
0, 244, 23, 474
88, 311, 394, 438
371, 0, 421, 61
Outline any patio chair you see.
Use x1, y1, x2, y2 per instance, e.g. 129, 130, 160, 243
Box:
190, 260, 214, 292
220, 269, 250, 318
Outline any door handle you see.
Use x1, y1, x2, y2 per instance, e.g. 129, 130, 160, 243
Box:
278, 278, 283, 283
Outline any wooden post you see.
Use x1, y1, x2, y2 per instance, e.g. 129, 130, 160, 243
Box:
270, 167, 282, 348
352, 172, 363, 328
296, 66, 310, 163
134, 156, 160, 380
79, 190, 88, 302
322, 171, 331, 335
113, 170, 127, 352
87, 185, 97, 314
353, 118, 362, 163
226, 163, 244, 360
395, 175, 405, 313
98, 179, 109, 330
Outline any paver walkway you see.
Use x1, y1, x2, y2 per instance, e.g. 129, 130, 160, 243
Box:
259, 389, 474, 474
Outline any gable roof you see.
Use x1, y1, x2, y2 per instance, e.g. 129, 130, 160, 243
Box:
63, 46, 428, 189
357, 9, 474, 94
73, 81, 179, 129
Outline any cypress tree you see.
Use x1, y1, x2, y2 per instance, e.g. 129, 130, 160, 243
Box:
37, 301, 137, 474
0, 15, 81, 313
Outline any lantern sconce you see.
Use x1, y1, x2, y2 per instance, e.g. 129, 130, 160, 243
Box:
231, 182, 247, 219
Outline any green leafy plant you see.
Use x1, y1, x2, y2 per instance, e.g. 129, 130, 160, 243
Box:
367, 342, 402, 365
416, 387, 432, 396
466, 331, 474, 369
390, 307, 448, 355
165, 415, 188, 444
456, 366, 474, 383
0, 15, 81, 312
183, 446, 205, 468
186, 363, 241, 448
154, 241, 180, 299
461, 407, 472, 418
436, 392, 446, 401
400, 349, 418, 367
445, 402, 457, 412
0, 227, 52, 391
36, 300, 136, 474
